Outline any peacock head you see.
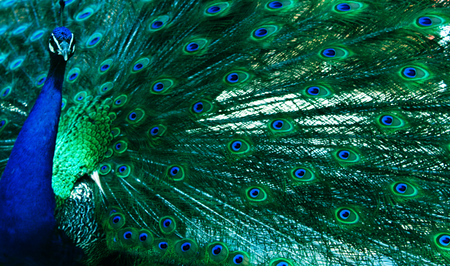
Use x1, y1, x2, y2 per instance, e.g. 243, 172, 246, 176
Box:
48, 27, 75, 61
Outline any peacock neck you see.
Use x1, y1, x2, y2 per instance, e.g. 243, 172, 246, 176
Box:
0, 54, 67, 252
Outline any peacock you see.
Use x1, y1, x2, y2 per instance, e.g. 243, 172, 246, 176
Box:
0, 0, 450, 265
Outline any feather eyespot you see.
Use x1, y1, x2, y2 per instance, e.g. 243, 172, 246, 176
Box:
233, 255, 244, 264
268, 1, 283, 8
159, 242, 168, 249
37, 77, 46, 86
254, 28, 268, 37
181, 242, 191, 252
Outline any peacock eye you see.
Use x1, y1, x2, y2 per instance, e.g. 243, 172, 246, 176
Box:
163, 219, 172, 227
129, 112, 137, 120
249, 188, 259, 198
139, 233, 148, 241
151, 127, 159, 136
245, 186, 267, 202
212, 245, 222, 255
181, 242, 191, 252
159, 216, 177, 234
307, 86, 320, 95
207, 6, 221, 13
272, 120, 284, 130
403, 67, 416, 78
437, 234, 450, 249
338, 150, 349, 159
231, 141, 242, 151
254, 28, 268, 37
227, 73, 239, 83
380, 115, 393, 125
153, 82, 164, 92
123, 231, 132, 239
112, 216, 121, 224
391, 181, 418, 197
336, 3, 350, 11
159, 242, 168, 249
152, 21, 163, 29
322, 48, 336, 57
101, 64, 110, 71
119, 166, 127, 173
268, 1, 283, 8
89, 37, 99, 46
233, 255, 244, 264
169, 166, 180, 176
185, 42, 199, 52
193, 102, 204, 113
335, 207, 359, 224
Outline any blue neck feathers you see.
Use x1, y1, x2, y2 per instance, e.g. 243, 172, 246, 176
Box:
0, 52, 67, 261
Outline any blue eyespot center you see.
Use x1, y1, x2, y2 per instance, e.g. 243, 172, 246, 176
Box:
159, 242, 168, 249
0, 120, 5, 127
123, 231, 132, 239
233, 255, 244, 264
152, 21, 163, 29
134, 63, 143, 71
227, 73, 239, 83
3, 88, 10, 96
103, 86, 109, 91
38, 77, 46, 85
249, 188, 260, 198
336, 3, 351, 11
69, 73, 78, 80
89, 37, 99, 45
194, 102, 204, 113
295, 169, 305, 178
307, 86, 320, 95
154, 82, 164, 92
119, 166, 127, 173
212, 245, 222, 255
186, 42, 199, 52
139, 233, 148, 241
254, 28, 268, 37
381, 115, 393, 125
439, 235, 450, 246
272, 120, 284, 129
418, 17, 432, 26
115, 143, 122, 150
339, 209, 350, 219
323, 48, 336, 57
112, 216, 121, 224
101, 165, 107, 170
101, 64, 110, 71
231, 141, 242, 151
115, 100, 122, 105
269, 1, 283, 8
77, 96, 83, 101
207, 6, 221, 13
403, 67, 416, 78
79, 12, 92, 19
129, 112, 137, 120
170, 166, 180, 176
151, 127, 159, 136
338, 150, 350, 160
395, 183, 407, 193
12, 60, 22, 68
163, 219, 172, 227
181, 242, 191, 252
